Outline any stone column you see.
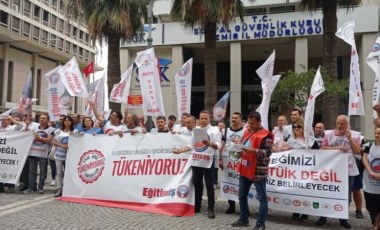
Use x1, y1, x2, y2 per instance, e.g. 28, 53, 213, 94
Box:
294, 37, 308, 73
230, 42, 242, 115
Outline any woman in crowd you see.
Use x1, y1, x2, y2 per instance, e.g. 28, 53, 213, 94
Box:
363, 127, 380, 230
52, 116, 74, 197
80, 116, 102, 135
281, 119, 318, 222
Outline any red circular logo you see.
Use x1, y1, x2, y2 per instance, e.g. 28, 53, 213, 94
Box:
334, 204, 343, 212
77, 150, 105, 184
293, 200, 301, 207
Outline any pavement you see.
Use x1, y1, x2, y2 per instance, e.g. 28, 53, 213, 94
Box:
0, 168, 372, 229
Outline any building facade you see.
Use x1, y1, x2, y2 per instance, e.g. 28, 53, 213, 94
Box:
0, 0, 95, 113
121, 0, 380, 138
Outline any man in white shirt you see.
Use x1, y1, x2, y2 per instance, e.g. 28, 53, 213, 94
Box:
173, 111, 221, 219
316, 115, 361, 229
272, 115, 288, 152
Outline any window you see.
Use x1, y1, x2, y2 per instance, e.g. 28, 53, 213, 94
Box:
50, 34, 56, 47
33, 26, 39, 39
72, 27, 77, 38
79, 47, 83, 57
217, 62, 230, 86
34, 5, 40, 20
42, 10, 49, 25
23, 21, 30, 35
65, 23, 71, 36
1, 0, 9, 7
51, 14, 56, 28
0, 10, 8, 26
79, 30, 83, 41
51, 0, 57, 8
11, 16, 20, 31
42, 30, 48, 43
23, 0, 31, 16
59, 0, 64, 13
58, 37, 63, 50
58, 18, 63, 32
72, 44, 77, 54
65, 41, 70, 53
12, 0, 20, 12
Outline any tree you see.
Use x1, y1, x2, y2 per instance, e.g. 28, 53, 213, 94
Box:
65, 0, 148, 112
271, 68, 348, 114
295, 0, 362, 127
170, 0, 246, 112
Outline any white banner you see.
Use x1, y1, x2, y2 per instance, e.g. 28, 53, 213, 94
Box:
109, 65, 133, 104
0, 131, 34, 184
367, 37, 380, 118
85, 77, 104, 116
61, 57, 89, 98
220, 149, 349, 219
175, 58, 193, 118
61, 133, 194, 216
134, 48, 165, 116
45, 66, 67, 121
336, 21, 364, 116
304, 67, 325, 145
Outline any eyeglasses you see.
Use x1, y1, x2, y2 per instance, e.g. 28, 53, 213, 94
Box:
292, 125, 303, 129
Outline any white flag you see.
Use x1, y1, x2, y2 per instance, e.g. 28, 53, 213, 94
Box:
61, 57, 89, 98
45, 66, 68, 121
85, 76, 104, 116
366, 37, 380, 118
256, 50, 275, 81
336, 21, 364, 116
109, 65, 133, 104
134, 48, 165, 116
256, 75, 281, 130
255, 51, 280, 129
175, 58, 193, 118
304, 67, 325, 146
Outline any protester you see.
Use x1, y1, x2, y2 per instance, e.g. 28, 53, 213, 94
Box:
316, 115, 361, 228
23, 113, 55, 194
212, 121, 225, 190
353, 145, 365, 219
283, 108, 303, 140
272, 115, 288, 152
0, 116, 18, 193
80, 116, 102, 134
156, 116, 169, 133
362, 127, 380, 230
173, 112, 190, 133
167, 115, 176, 131
231, 111, 273, 230
280, 119, 318, 221
52, 116, 74, 197
72, 113, 82, 131
91, 101, 126, 136
124, 113, 144, 134
314, 122, 325, 148
219, 112, 245, 214
173, 110, 221, 219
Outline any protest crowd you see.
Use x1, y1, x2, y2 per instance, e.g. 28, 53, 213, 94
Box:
1, 103, 380, 230
1, 22, 380, 230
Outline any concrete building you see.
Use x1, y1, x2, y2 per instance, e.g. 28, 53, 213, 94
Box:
0, 0, 95, 113
121, 0, 380, 138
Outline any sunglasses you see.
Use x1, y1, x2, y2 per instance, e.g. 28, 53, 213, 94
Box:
292, 125, 303, 129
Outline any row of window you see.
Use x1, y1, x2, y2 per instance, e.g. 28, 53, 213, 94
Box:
0, 11, 94, 62
1, 0, 91, 45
